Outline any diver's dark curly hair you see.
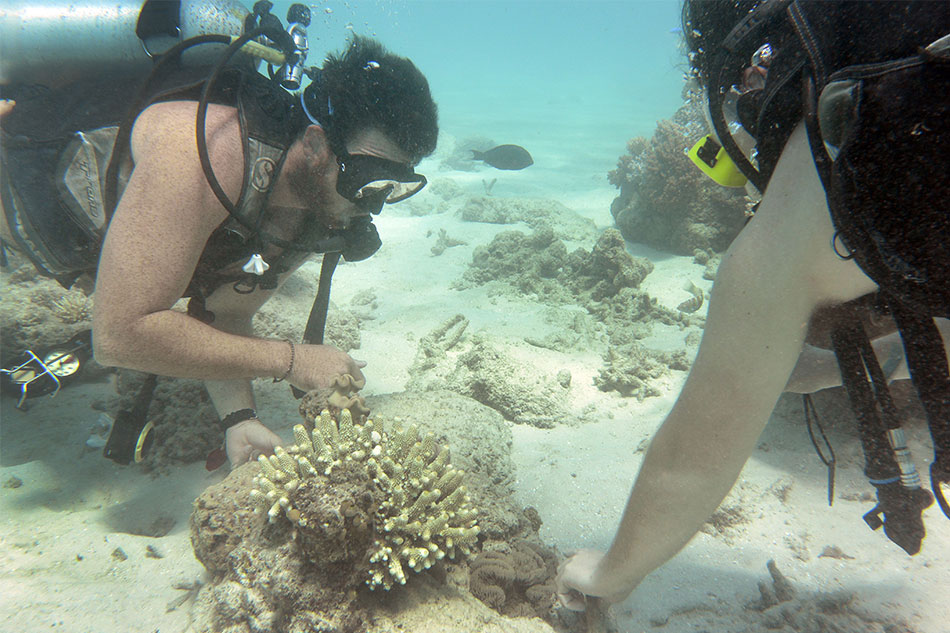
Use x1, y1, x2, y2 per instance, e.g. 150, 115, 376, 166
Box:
681, 0, 760, 87
302, 35, 438, 164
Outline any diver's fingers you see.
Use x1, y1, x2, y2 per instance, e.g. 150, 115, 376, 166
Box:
556, 589, 587, 612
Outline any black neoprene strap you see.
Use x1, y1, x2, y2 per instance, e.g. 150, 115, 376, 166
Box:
290, 251, 342, 399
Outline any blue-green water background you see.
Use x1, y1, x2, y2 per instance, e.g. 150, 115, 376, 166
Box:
280, 0, 686, 195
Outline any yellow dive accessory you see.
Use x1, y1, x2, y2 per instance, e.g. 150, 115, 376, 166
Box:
231, 36, 287, 66
133, 421, 156, 464
687, 135, 748, 188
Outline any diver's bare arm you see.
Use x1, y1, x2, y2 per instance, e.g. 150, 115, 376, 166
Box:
594, 125, 878, 594
92, 102, 290, 382
199, 280, 294, 418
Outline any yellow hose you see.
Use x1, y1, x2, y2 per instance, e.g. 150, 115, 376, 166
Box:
230, 36, 286, 65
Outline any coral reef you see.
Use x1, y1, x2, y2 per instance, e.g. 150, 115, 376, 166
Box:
469, 540, 558, 619
455, 227, 653, 305
452, 227, 696, 399
190, 389, 573, 633
608, 98, 749, 255
585, 287, 692, 347
453, 227, 575, 300
368, 389, 532, 541
0, 252, 95, 355
249, 407, 480, 590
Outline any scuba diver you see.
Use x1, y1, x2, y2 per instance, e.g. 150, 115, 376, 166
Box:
0, 0, 438, 466
557, 0, 948, 609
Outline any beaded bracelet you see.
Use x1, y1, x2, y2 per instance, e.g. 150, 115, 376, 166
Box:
274, 339, 295, 383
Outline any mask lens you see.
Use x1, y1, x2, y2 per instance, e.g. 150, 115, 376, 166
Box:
354, 177, 426, 203
337, 154, 426, 205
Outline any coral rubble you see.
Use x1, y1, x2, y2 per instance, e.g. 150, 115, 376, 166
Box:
452, 227, 697, 400
443, 336, 568, 428
595, 342, 690, 401
249, 408, 480, 590
457, 195, 598, 243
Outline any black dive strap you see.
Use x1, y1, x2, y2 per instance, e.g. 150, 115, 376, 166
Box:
290, 250, 341, 399
288, 218, 382, 398
830, 317, 934, 555
889, 301, 950, 519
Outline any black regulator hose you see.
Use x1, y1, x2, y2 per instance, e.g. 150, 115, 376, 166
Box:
195, 27, 271, 222
104, 34, 232, 218
194, 25, 313, 252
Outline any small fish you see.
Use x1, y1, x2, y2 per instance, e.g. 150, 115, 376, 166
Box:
471, 144, 534, 170
676, 280, 704, 313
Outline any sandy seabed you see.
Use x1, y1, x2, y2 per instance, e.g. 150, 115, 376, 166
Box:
2, 136, 948, 633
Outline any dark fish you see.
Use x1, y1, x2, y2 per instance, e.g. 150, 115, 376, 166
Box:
472, 144, 534, 170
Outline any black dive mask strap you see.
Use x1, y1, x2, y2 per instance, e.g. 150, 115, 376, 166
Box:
706, 0, 796, 194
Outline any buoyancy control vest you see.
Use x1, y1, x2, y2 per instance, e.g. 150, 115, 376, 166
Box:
701, 0, 949, 554
1, 63, 309, 297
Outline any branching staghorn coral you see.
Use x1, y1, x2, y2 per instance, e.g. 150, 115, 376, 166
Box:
249, 408, 480, 591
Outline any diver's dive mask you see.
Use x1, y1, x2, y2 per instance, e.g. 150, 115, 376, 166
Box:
335, 152, 427, 213
688, 41, 774, 189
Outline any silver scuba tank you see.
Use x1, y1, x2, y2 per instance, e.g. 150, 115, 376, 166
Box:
0, 0, 250, 88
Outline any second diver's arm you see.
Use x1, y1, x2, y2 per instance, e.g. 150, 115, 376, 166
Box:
558, 125, 880, 603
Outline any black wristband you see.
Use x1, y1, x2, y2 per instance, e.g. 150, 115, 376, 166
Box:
220, 408, 258, 431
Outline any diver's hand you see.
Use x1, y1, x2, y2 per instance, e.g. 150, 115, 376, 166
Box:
287, 344, 367, 392
225, 418, 282, 466
555, 549, 631, 611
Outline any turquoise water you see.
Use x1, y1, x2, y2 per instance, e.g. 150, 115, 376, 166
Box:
2, 2, 949, 632
296, 0, 685, 188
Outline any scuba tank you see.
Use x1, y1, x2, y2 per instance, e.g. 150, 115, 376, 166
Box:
0, 0, 250, 89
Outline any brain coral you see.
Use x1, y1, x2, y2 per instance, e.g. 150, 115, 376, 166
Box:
249, 408, 480, 590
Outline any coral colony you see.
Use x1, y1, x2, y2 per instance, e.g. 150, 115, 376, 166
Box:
249, 409, 480, 590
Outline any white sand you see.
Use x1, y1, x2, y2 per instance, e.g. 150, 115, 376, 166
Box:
2, 148, 948, 633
